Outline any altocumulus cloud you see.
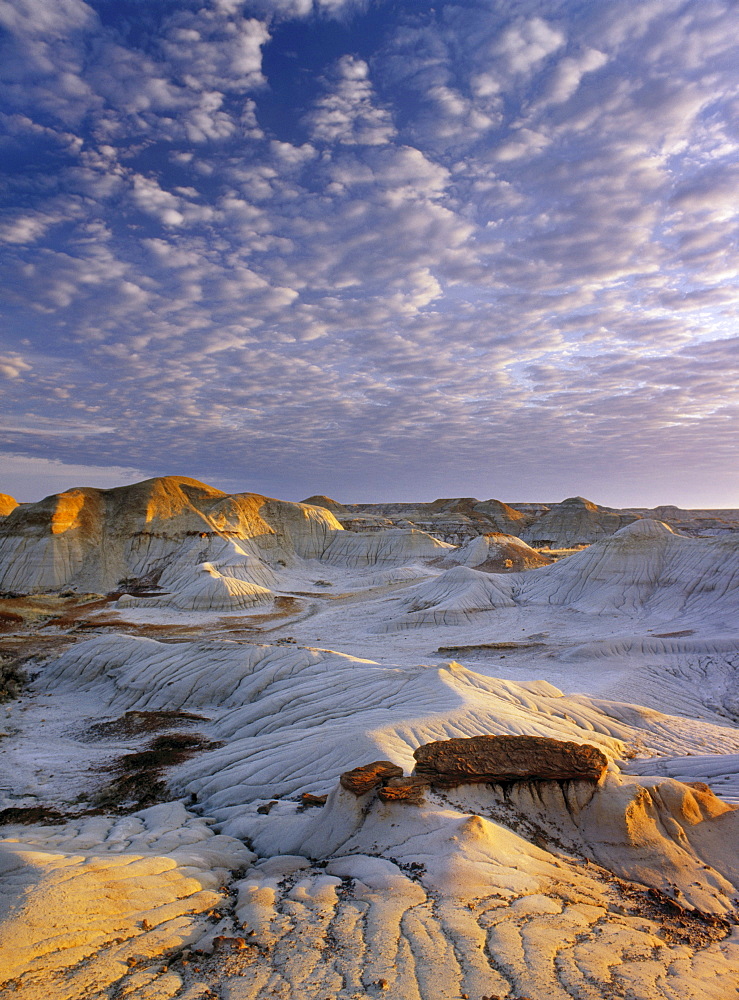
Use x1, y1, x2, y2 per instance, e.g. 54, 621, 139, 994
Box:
0, 0, 738, 506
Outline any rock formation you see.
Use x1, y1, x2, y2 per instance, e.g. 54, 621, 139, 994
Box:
2, 477, 739, 1000
413, 734, 609, 785
0, 476, 341, 594
340, 761, 403, 795
520, 495, 639, 547
391, 519, 739, 625
310, 491, 739, 548
300, 495, 349, 515
333, 496, 534, 544
0, 476, 450, 603
443, 531, 552, 572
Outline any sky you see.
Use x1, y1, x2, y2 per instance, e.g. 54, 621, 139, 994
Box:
1, 0, 738, 508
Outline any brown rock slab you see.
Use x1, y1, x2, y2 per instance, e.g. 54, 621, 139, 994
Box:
413, 735, 608, 787
301, 792, 328, 808
340, 760, 403, 796
378, 776, 430, 805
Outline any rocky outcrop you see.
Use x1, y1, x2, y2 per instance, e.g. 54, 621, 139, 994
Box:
0, 477, 454, 600
0, 476, 344, 595
624, 504, 739, 537
335, 496, 535, 544
319, 493, 739, 546
377, 775, 430, 804
340, 761, 403, 795
427, 497, 532, 535
413, 735, 609, 786
335, 737, 608, 811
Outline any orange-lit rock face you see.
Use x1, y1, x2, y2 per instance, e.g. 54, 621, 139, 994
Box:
0, 493, 18, 517
49, 489, 101, 535
413, 735, 608, 787
340, 760, 404, 796
377, 775, 430, 804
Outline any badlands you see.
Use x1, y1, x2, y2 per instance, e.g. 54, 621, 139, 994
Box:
0, 476, 738, 1000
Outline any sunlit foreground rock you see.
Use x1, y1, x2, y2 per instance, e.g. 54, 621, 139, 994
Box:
413, 734, 609, 785
227, 738, 739, 999
0, 803, 254, 1000
261, 737, 735, 915
3, 741, 737, 1000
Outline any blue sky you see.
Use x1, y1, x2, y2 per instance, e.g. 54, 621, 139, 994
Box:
1, 0, 738, 507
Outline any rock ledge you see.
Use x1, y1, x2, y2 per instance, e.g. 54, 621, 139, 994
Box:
413, 735, 608, 786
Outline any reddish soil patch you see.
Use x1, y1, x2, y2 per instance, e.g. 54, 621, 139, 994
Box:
0, 611, 24, 632
612, 877, 733, 948
91, 731, 222, 813
0, 805, 68, 826
83, 709, 209, 741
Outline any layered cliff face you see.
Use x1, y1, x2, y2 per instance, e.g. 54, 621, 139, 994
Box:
0, 477, 452, 601
308, 493, 642, 547
318, 495, 534, 543
286, 492, 739, 546
0, 477, 329, 595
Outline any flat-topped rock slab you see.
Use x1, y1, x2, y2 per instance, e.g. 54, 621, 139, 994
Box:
340, 760, 404, 795
413, 734, 608, 786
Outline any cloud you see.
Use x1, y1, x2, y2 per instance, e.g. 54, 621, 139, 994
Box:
492, 16, 566, 76
305, 56, 395, 146
0, 354, 32, 379
1, 0, 738, 507
160, 7, 269, 92
131, 174, 186, 226
534, 47, 608, 108
0, 452, 145, 502
0, 209, 69, 245
493, 127, 551, 161
244, 0, 368, 19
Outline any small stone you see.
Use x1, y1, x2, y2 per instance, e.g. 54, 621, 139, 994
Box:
377, 776, 430, 805
213, 935, 248, 951
340, 761, 403, 796
301, 792, 328, 807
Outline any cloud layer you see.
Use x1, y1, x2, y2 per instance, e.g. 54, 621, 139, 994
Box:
1, 0, 738, 506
